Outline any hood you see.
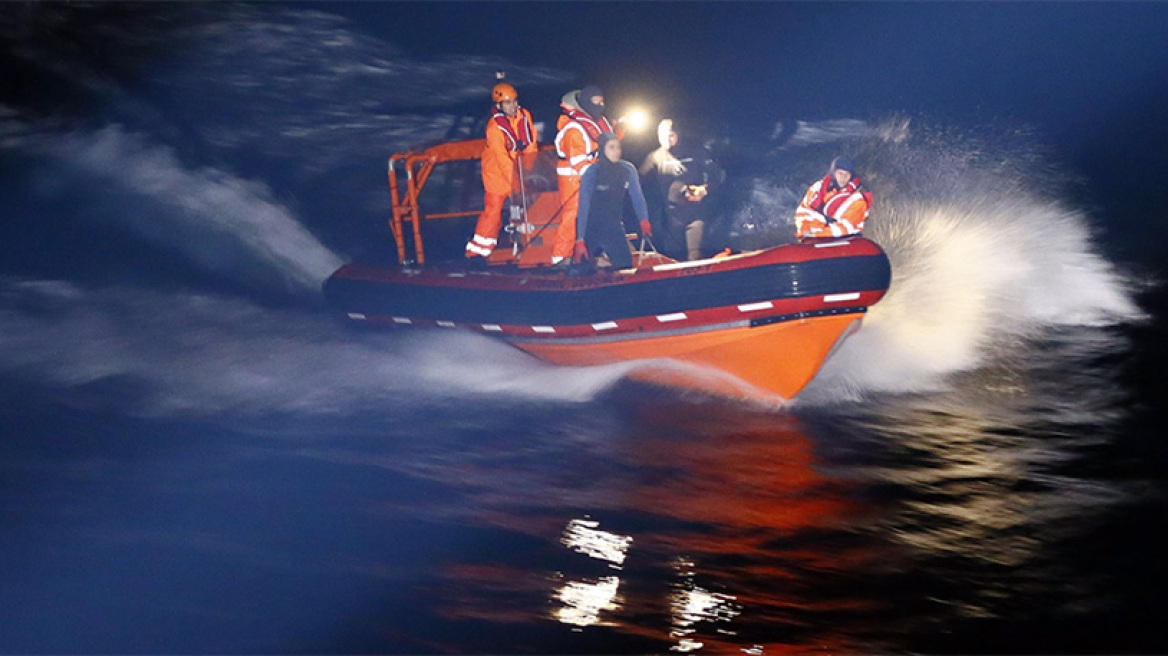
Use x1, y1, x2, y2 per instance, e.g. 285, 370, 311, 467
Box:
598, 131, 620, 153
578, 85, 605, 119
560, 89, 582, 112
657, 119, 674, 150
830, 156, 856, 174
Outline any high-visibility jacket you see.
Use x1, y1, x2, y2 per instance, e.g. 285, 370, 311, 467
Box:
552, 100, 624, 259
554, 108, 616, 178
794, 175, 871, 239
482, 107, 537, 196
466, 107, 537, 259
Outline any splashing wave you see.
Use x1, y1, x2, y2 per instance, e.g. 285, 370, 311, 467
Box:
789, 120, 1143, 401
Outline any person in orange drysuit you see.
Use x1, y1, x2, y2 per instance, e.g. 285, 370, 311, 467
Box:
465, 82, 538, 262
794, 156, 871, 240
552, 85, 623, 264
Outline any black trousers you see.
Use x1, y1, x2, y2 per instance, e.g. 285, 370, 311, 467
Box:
585, 216, 633, 269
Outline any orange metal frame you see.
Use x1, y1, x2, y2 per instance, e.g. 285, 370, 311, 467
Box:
387, 139, 564, 267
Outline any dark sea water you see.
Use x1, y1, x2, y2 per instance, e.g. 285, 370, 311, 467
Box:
2, 4, 1167, 654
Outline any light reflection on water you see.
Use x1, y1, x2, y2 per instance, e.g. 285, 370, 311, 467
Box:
553, 518, 631, 627
0, 320, 1151, 653
669, 557, 741, 653
362, 405, 889, 653
554, 575, 622, 628
561, 518, 632, 568
339, 325, 1141, 653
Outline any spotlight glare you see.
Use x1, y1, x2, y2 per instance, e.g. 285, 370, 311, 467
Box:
621, 108, 649, 133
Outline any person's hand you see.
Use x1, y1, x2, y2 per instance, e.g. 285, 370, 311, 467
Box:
640, 219, 653, 238
572, 240, 589, 263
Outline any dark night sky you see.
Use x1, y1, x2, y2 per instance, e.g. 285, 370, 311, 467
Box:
319, 1, 1168, 144
6, 2, 1168, 164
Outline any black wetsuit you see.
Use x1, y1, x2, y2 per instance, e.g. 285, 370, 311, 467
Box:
577, 158, 649, 269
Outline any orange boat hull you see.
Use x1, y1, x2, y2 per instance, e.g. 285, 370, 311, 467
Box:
513, 312, 862, 401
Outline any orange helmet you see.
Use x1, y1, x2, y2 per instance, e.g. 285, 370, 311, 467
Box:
491, 82, 518, 102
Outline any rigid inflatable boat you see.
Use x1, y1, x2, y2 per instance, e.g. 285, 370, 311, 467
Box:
323, 139, 891, 400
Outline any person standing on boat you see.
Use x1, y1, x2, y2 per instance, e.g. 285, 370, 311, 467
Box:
574, 132, 651, 270
465, 82, 539, 262
639, 119, 723, 260
794, 156, 871, 240
552, 85, 623, 265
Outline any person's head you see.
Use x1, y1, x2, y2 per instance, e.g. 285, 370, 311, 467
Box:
599, 132, 621, 163
578, 85, 605, 118
658, 119, 678, 149
492, 82, 519, 117
830, 156, 856, 187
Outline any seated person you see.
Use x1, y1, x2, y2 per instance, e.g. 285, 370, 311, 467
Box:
794, 156, 871, 239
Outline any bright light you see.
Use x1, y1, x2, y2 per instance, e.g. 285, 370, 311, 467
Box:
620, 108, 650, 133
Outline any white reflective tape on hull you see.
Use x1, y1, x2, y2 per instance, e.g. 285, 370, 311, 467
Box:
506, 318, 753, 346
482, 324, 503, 332
652, 259, 710, 272
737, 301, 774, 313
824, 292, 861, 303
532, 326, 556, 334
437, 320, 455, 327
347, 312, 367, 320
656, 312, 688, 323
591, 321, 618, 331
392, 317, 412, 324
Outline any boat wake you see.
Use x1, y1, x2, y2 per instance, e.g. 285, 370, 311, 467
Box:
788, 121, 1144, 403
0, 279, 632, 426
4, 119, 343, 298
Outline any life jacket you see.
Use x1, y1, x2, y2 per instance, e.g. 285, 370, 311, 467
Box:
555, 107, 615, 171
806, 174, 855, 211
481, 107, 537, 197
795, 175, 872, 239
491, 108, 535, 153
